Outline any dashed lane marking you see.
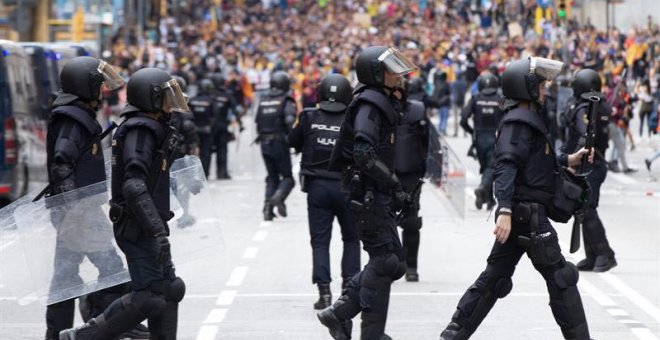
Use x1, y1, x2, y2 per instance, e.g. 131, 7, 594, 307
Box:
631, 328, 660, 340
252, 230, 268, 241
216, 291, 237, 306
259, 221, 272, 228
226, 266, 248, 287
242, 247, 258, 259
203, 308, 227, 324
600, 272, 660, 323
195, 325, 219, 340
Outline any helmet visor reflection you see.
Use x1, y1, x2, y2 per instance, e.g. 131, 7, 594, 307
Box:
162, 79, 190, 113
377, 48, 417, 76
529, 57, 564, 82
97, 60, 125, 90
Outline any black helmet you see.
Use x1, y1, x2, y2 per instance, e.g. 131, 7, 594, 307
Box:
270, 71, 290, 94
477, 72, 499, 94
572, 69, 602, 97
501, 57, 563, 102
198, 79, 214, 95
407, 77, 425, 94
356, 46, 416, 87
125, 68, 188, 113
210, 73, 226, 90
172, 75, 187, 93
59, 56, 124, 103
318, 74, 352, 113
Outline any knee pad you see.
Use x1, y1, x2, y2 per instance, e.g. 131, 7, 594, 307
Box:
125, 290, 166, 318
164, 277, 186, 302
554, 262, 579, 289
393, 260, 407, 281
492, 277, 513, 298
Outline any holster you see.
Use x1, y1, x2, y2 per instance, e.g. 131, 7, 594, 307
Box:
109, 202, 141, 242
299, 174, 307, 193
516, 203, 561, 267
341, 167, 364, 198
350, 190, 383, 238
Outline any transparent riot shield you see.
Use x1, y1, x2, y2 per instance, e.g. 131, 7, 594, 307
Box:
168, 155, 224, 262
425, 128, 466, 218
1, 155, 221, 305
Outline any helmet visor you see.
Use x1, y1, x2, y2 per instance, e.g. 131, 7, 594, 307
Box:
162, 79, 191, 113
97, 60, 125, 90
529, 57, 563, 82
377, 48, 417, 76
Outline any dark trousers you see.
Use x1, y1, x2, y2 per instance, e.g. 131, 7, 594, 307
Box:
451, 205, 590, 339
260, 138, 293, 200
198, 132, 213, 178
46, 242, 125, 335
214, 131, 230, 177
582, 161, 614, 259
307, 178, 360, 284
398, 175, 423, 269
476, 133, 496, 202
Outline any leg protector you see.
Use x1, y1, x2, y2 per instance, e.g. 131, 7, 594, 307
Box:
148, 277, 185, 339
361, 312, 387, 340
401, 217, 421, 269
448, 272, 512, 338
318, 296, 355, 340
546, 262, 591, 340
96, 291, 165, 340
46, 299, 76, 335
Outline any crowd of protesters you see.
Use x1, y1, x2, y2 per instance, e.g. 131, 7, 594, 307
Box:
103, 0, 660, 171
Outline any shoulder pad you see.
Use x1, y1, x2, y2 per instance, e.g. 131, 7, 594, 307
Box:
352, 88, 397, 125
403, 100, 425, 124
122, 115, 166, 143
51, 105, 101, 135
500, 108, 547, 135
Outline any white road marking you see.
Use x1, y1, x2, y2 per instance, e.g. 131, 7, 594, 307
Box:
577, 279, 617, 307
195, 325, 219, 340
259, 221, 272, 228
242, 247, 258, 259
618, 319, 643, 324
216, 291, 237, 306
608, 308, 630, 316
252, 230, 268, 241
226, 266, 249, 287
601, 272, 660, 323
203, 308, 227, 324
0, 240, 15, 251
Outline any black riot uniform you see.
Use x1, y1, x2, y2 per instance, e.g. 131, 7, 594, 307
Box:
210, 73, 237, 180
287, 74, 360, 311
170, 75, 200, 229
60, 68, 189, 340
460, 73, 504, 210
440, 58, 592, 340
318, 46, 415, 340
255, 71, 297, 220
563, 69, 616, 272
393, 99, 429, 282
43, 57, 144, 340
189, 79, 216, 178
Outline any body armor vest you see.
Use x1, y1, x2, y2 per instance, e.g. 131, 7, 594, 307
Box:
394, 100, 428, 175
47, 105, 105, 188
473, 92, 504, 133
111, 114, 173, 219
256, 93, 291, 135
213, 91, 232, 131
189, 95, 214, 133
300, 108, 344, 180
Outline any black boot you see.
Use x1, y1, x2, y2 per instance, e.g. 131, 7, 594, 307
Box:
263, 201, 275, 221
314, 283, 332, 310
318, 306, 352, 340
270, 190, 288, 217
45, 329, 57, 340
593, 255, 617, 272
405, 267, 419, 282
439, 322, 466, 340
474, 188, 484, 210
576, 258, 595, 271
58, 317, 102, 340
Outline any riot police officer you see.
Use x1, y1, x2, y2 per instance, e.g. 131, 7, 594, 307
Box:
190, 78, 216, 178
439, 57, 593, 340
43, 56, 148, 340
318, 46, 415, 340
407, 77, 427, 103
564, 69, 617, 272
460, 72, 504, 210
210, 73, 237, 180
287, 74, 360, 310
394, 99, 429, 282
60, 68, 188, 339
170, 75, 199, 228
255, 71, 297, 220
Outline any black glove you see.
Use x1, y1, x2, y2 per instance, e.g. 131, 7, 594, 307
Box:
393, 184, 411, 211
155, 233, 171, 264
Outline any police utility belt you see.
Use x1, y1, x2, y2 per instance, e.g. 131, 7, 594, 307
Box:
109, 203, 174, 241
342, 166, 390, 238
513, 202, 562, 267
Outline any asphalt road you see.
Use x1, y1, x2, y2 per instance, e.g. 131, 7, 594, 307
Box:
0, 114, 658, 340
